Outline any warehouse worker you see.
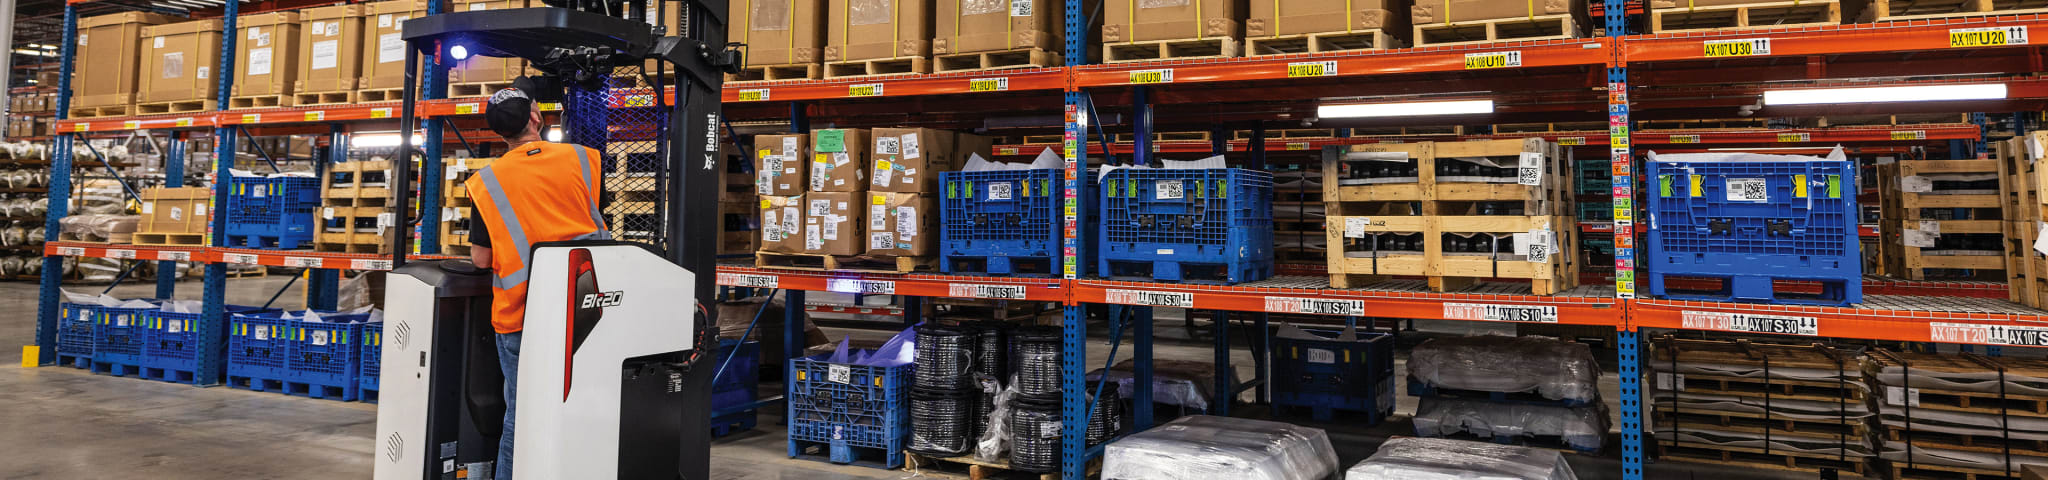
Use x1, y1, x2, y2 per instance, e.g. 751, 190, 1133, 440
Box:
464, 87, 609, 480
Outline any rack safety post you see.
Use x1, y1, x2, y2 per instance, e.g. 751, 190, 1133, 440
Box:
31, 4, 80, 366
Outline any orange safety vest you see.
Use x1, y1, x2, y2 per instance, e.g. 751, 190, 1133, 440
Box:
465, 141, 610, 334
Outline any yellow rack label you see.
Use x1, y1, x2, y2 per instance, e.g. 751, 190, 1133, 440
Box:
1951, 27, 2028, 47
1558, 137, 1585, 146
1129, 69, 1174, 85
1777, 133, 1810, 142
968, 77, 1009, 92
304, 111, 326, 122
455, 103, 478, 115
1704, 38, 1771, 58
848, 84, 883, 97
1891, 130, 1927, 140
241, 114, 261, 124
1670, 134, 1701, 144
1286, 61, 1337, 78
737, 88, 770, 101
1464, 51, 1523, 69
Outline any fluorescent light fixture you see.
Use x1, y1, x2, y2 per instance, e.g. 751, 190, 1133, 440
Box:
10, 49, 57, 57
1763, 84, 2006, 105
353, 134, 426, 148
1318, 99, 1494, 118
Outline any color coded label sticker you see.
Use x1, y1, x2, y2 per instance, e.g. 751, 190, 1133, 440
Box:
716, 273, 778, 288
156, 250, 190, 261
455, 103, 479, 114
1703, 38, 1771, 57
286, 256, 324, 268
73, 123, 89, 132
304, 111, 326, 122
1286, 142, 1311, 151
1682, 311, 1819, 335
1777, 133, 1810, 142
241, 114, 261, 124
174, 118, 194, 127
122, 121, 139, 130
1951, 26, 2028, 47
1104, 288, 1193, 307
968, 77, 1009, 92
1286, 61, 1337, 78
1891, 130, 1927, 140
1669, 135, 1700, 144
848, 84, 883, 97
737, 88, 770, 101
1129, 69, 1174, 84
1558, 137, 1585, 146
371, 107, 392, 119
826, 279, 894, 294
1463, 51, 1522, 69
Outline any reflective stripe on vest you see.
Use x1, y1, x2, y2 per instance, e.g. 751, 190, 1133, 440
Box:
478, 162, 613, 290
572, 146, 607, 231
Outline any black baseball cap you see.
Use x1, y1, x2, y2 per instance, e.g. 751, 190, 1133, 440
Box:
486, 87, 534, 139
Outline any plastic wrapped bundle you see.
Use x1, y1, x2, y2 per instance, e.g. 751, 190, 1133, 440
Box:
1409, 335, 1601, 403
1346, 437, 1579, 480
1103, 415, 1338, 480
1, 227, 21, 246
25, 227, 42, 245
4, 198, 25, 217
1411, 397, 1608, 452
22, 257, 40, 276
1087, 359, 1222, 411
28, 197, 46, 217
0, 256, 21, 276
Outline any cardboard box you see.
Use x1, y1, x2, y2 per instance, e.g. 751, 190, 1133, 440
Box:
74, 12, 179, 109
1412, 0, 1574, 25
868, 128, 960, 193
1104, 0, 1242, 43
139, 187, 211, 235
810, 129, 870, 192
361, 0, 428, 92
934, 0, 1061, 54
138, 19, 226, 105
755, 134, 809, 196
449, 0, 526, 85
824, 0, 932, 61
233, 12, 303, 99
803, 191, 864, 255
732, 0, 827, 66
759, 195, 806, 253
864, 192, 933, 256
1250, 0, 1408, 37
297, 4, 367, 95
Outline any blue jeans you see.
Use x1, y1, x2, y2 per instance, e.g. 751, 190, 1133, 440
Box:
496, 331, 521, 480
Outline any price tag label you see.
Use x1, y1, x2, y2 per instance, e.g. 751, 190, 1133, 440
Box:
968, 77, 1009, 92
716, 273, 779, 288
108, 249, 136, 260
737, 88, 770, 101
156, 250, 190, 261
1558, 137, 1586, 146
848, 84, 884, 97
371, 107, 393, 119
174, 117, 194, 127
224, 253, 261, 265
624, 95, 655, 107
1892, 130, 1928, 140
55, 246, 85, 256
1463, 51, 1523, 69
1286, 61, 1337, 78
826, 278, 895, 294
947, 283, 1029, 299
1286, 142, 1312, 151
122, 121, 140, 130
1129, 69, 1174, 84
351, 259, 393, 270
1777, 133, 1810, 142
285, 256, 324, 268
241, 113, 261, 124
1951, 26, 2028, 47
304, 110, 326, 122
455, 103, 479, 115
1670, 134, 1701, 144
1703, 38, 1771, 57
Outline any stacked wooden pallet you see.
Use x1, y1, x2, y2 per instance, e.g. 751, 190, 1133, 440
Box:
1866, 349, 2048, 480
439, 157, 493, 256
1322, 138, 1578, 294
1881, 158, 2008, 281
315, 160, 394, 254
1998, 133, 2048, 308
1648, 337, 1877, 478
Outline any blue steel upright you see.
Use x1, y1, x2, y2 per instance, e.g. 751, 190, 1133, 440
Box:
34, 5, 81, 366
417, 0, 449, 254
196, 0, 244, 386
1605, 0, 1643, 478
1058, 0, 1089, 475
156, 132, 188, 299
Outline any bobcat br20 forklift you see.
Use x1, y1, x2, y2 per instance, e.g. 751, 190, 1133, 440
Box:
369, 0, 738, 478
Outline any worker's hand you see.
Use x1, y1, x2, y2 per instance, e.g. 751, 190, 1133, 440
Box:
471, 245, 493, 269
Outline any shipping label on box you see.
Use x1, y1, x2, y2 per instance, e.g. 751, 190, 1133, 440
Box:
863, 192, 934, 256
810, 129, 871, 192
869, 128, 960, 193
802, 191, 865, 255
758, 194, 807, 253
755, 134, 809, 196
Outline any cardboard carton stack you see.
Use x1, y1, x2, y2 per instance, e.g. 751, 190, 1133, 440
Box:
1246, 0, 1412, 55
1103, 0, 1244, 62
71, 12, 180, 118
447, 0, 528, 97
133, 187, 211, 246
137, 19, 226, 115
230, 12, 303, 109
1410, 0, 1584, 47
729, 0, 828, 81
755, 127, 988, 272
931, 0, 1065, 72
358, 0, 428, 102
822, 0, 934, 77
294, 4, 367, 106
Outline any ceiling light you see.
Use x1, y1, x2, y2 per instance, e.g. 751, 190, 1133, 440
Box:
1318, 99, 1494, 118
1762, 84, 2006, 105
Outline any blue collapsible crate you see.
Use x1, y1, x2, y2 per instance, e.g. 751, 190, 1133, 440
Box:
1645, 158, 1861, 305
91, 300, 159, 377
360, 322, 383, 403
224, 176, 320, 249
227, 311, 299, 392
1576, 159, 1613, 195
711, 339, 761, 437
787, 351, 912, 469
1099, 168, 1274, 284
1272, 327, 1396, 423
143, 305, 278, 385
55, 302, 96, 368
939, 169, 1094, 277
287, 312, 372, 401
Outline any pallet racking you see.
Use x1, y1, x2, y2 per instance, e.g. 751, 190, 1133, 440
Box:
24, 1, 2048, 479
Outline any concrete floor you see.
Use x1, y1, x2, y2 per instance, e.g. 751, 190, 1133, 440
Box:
0, 277, 1807, 479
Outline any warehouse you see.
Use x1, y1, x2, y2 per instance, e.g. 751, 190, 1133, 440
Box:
6, 0, 2048, 478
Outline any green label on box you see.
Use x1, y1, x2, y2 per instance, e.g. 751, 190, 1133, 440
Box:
817, 130, 846, 153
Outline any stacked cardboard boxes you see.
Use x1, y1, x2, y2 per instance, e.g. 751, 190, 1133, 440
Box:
71, 12, 179, 118
359, 0, 428, 101
294, 4, 367, 106
729, 0, 828, 81
134, 187, 211, 246
230, 12, 303, 109
1410, 0, 1583, 46
755, 127, 989, 272
931, 0, 1064, 71
822, 0, 934, 77
137, 19, 226, 115
1103, 0, 1243, 62
1246, 0, 1411, 55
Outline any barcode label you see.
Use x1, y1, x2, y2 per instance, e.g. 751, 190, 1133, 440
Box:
351, 259, 392, 270
108, 249, 136, 260
717, 273, 779, 288
56, 246, 85, 256
156, 251, 190, 261
286, 257, 324, 268
827, 365, 852, 384
1306, 349, 1336, 364
988, 182, 1013, 200
1155, 180, 1184, 199
1727, 178, 1769, 202
224, 254, 260, 265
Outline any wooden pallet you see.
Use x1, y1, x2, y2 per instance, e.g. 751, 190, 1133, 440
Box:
135, 100, 217, 115
1997, 134, 2048, 307
321, 160, 394, 208
448, 81, 516, 98
904, 451, 1092, 480
725, 63, 824, 82
1414, 15, 1578, 47
357, 88, 405, 103
1233, 128, 1338, 140
755, 252, 936, 273
315, 205, 395, 254
934, 47, 1062, 73
226, 266, 268, 278
1885, 425, 2048, 456
1112, 131, 1213, 143
1866, 349, 2048, 418
131, 232, 206, 246
1864, 0, 2048, 22
1652, 338, 1862, 384
823, 56, 932, 79
1246, 30, 1400, 56
67, 104, 133, 119
1892, 462, 2027, 480
1651, 0, 1842, 33
292, 90, 357, 107
228, 94, 292, 109
1654, 409, 1872, 442
1103, 36, 1242, 63
1656, 442, 1872, 477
